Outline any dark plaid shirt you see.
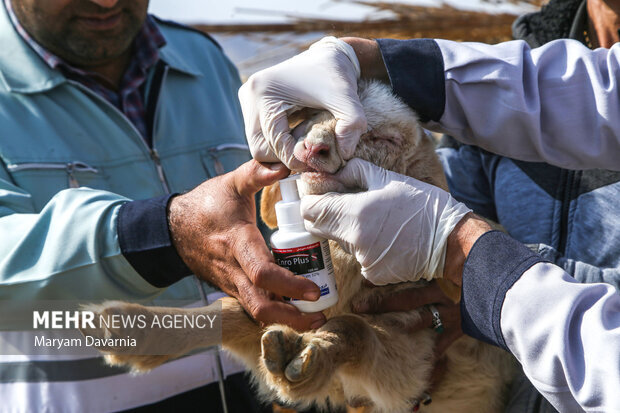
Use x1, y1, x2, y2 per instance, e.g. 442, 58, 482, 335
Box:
5, 0, 166, 145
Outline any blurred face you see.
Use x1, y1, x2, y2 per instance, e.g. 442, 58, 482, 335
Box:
11, 0, 149, 67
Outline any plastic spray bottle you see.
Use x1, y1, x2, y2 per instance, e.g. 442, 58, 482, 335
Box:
271, 175, 338, 312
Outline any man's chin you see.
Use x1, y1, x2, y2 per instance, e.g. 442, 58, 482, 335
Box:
58, 16, 143, 63
299, 172, 346, 196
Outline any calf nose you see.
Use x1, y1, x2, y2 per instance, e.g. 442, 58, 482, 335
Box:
304, 140, 331, 157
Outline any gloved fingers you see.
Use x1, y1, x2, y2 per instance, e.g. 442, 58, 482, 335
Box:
333, 115, 366, 160
300, 193, 339, 223
309, 36, 362, 78
308, 37, 366, 160
331, 158, 390, 191
302, 218, 331, 240
302, 218, 355, 256
239, 91, 282, 165
329, 99, 367, 159
261, 109, 307, 171
300, 193, 357, 244
238, 76, 302, 169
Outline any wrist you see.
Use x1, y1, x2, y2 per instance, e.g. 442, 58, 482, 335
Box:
167, 193, 194, 269
340, 37, 389, 82
117, 195, 192, 287
443, 213, 492, 286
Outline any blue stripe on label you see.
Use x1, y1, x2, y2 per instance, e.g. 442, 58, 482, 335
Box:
320, 287, 330, 296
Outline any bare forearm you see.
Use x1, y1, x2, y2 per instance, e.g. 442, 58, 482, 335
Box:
340, 37, 389, 81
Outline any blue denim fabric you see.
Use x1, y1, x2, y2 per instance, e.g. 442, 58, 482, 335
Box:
438, 143, 620, 291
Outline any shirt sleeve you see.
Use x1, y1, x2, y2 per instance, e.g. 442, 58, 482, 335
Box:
462, 231, 620, 412
377, 38, 620, 171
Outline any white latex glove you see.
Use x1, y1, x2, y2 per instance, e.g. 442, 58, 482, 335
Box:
238, 36, 367, 170
300, 159, 472, 285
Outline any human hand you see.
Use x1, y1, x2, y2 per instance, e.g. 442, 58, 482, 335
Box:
168, 160, 326, 331
238, 36, 367, 170
353, 281, 463, 356
301, 158, 472, 285
354, 281, 463, 396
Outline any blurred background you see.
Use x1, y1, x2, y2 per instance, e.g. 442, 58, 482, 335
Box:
148, 0, 544, 79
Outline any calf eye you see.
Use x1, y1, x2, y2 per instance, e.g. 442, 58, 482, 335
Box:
365, 131, 403, 147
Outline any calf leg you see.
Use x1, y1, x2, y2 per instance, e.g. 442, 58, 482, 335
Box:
260, 312, 436, 412
258, 314, 378, 405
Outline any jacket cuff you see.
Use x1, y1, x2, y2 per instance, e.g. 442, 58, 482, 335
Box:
376, 38, 445, 122
461, 231, 545, 350
117, 194, 192, 288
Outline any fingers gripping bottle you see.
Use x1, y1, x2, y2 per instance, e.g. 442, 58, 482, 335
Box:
271, 175, 338, 312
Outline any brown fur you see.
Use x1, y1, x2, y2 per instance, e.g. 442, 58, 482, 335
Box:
84, 81, 515, 412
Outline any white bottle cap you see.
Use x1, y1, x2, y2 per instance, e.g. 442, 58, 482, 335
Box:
275, 175, 303, 229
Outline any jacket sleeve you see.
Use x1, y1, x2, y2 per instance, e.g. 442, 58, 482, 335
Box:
461, 231, 620, 412
377, 38, 620, 171
0, 163, 165, 303
537, 244, 620, 291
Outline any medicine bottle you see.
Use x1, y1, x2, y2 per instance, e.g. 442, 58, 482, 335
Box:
271, 175, 338, 312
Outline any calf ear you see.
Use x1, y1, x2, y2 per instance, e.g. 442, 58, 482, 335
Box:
260, 182, 282, 229
287, 107, 322, 130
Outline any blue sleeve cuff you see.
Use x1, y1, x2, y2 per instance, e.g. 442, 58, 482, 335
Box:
117, 194, 193, 288
461, 231, 546, 350
376, 38, 445, 122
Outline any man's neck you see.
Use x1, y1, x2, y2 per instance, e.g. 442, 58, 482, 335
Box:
588, 0, 620, 48
76, 51, 132, 92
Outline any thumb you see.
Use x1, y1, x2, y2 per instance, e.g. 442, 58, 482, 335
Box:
300, 193, 343, 224
264, 112, 306, 171
334, 158, 390, 190
333, 110, 366, 160
301, 192, 356, 250
234, 160, 290, 197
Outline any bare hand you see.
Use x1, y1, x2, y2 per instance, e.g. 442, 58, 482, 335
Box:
354, 280, 462, 354
168, 160, 326, 331
353, 281, 462, 390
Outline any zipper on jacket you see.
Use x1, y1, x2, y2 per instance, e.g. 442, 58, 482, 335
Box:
146, 64, 171, 193
71, 65, 230, 413
150, 148, 170, 193
558, 170, 582, 254
7, 161, 99, 188
67, 79, 171, 194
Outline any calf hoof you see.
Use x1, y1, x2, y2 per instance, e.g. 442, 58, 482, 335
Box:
261, 328, 303, 376
284, 342, 318, 382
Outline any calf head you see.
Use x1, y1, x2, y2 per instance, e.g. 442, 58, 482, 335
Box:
261, 79, 447, 228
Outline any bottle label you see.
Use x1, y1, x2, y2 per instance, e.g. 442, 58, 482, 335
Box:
273, 241, 336, 301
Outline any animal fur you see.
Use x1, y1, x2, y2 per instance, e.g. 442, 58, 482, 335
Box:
83, 80, 516, 412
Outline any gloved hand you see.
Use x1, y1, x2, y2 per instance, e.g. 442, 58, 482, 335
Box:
300, 159, 472, 285
238, 36, 367, 170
